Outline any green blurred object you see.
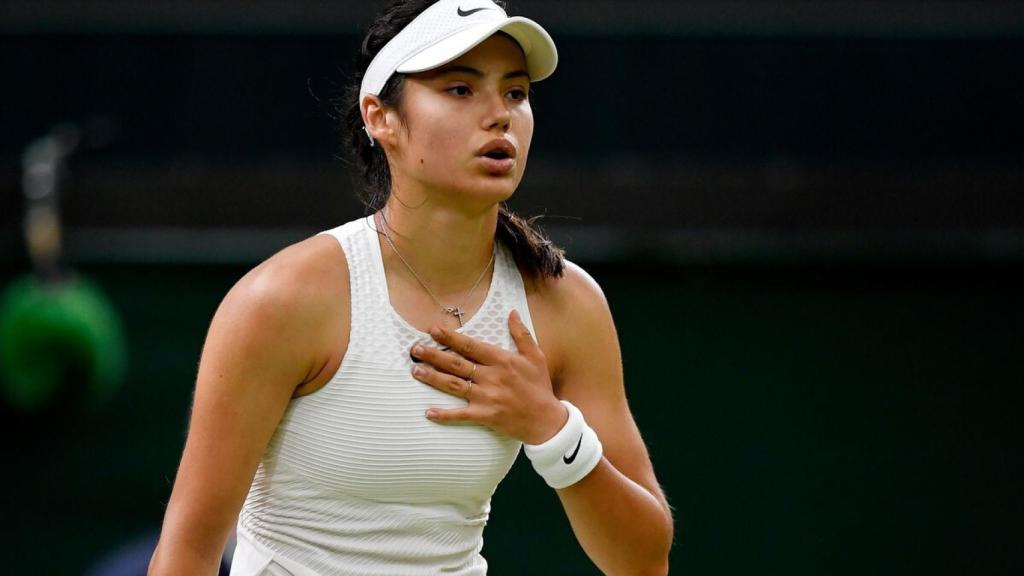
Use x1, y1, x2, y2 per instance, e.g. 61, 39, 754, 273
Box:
0, 274, 127, 412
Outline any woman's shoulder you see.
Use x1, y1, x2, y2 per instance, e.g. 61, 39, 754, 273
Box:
524, 258, 610, 320
522, 258, 615, 381
234, 234, 348, 311
195, 233, 349, 398
215, 234, 350, 354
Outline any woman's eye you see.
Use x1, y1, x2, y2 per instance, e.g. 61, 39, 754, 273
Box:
447, 86, 471, 96
508, 88, 528, 101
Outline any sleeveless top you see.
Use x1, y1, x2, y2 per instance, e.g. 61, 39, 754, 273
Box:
230, 215, 536, 576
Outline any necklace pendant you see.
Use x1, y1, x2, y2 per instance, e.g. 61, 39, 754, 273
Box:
446, 306, 466, 327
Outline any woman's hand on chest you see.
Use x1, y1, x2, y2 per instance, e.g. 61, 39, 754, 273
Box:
409, 309, 567, 444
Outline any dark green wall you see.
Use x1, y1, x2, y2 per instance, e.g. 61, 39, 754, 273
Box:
2, 259, 1020, 574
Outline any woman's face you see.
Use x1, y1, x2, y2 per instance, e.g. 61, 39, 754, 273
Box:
385, 33, 534, 207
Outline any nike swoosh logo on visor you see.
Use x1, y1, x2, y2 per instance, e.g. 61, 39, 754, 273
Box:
458, 7, 492, 17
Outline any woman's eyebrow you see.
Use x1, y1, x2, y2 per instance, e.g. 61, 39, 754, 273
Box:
503, 70, 530, 81
428, 65, 530, 81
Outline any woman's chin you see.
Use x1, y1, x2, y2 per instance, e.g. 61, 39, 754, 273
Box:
452, 179, 518, 205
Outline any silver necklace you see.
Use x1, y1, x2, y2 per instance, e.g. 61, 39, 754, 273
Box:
379, 213, 495, 327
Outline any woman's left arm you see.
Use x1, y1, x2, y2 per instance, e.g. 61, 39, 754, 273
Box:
411, 264, 674, 575
544, 264, 674, 576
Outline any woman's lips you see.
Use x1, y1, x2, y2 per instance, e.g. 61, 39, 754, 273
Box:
475, 138, 517, 175
477, 138, 517, 159
477, 155, 516, 175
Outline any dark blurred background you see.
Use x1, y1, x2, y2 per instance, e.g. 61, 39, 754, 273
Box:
2, 1, 1022, 574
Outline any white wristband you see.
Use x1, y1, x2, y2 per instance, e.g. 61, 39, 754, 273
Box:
523, 400, 603, 489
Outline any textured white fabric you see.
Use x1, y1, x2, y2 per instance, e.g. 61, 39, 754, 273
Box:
231, 215, 537, 576
359, 0, 557, 101
523, 400, 603, 489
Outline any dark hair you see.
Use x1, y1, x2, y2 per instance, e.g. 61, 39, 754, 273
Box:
342, 0, 564, 280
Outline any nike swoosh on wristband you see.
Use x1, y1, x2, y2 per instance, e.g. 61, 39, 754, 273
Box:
458, 7, 492, 17
563, 434, 583, 464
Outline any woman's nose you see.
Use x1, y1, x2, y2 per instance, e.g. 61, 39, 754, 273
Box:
482, 91, 511, 132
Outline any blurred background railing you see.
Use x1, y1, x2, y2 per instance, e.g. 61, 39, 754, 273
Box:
1, 1, 1022, 574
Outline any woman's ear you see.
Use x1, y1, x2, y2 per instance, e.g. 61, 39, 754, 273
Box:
361, 95, 395, 148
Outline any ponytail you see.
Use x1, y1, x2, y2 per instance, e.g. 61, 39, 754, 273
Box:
496, 205, 564, 280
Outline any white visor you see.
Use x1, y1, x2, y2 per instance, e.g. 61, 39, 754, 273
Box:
359, 0, 558, 102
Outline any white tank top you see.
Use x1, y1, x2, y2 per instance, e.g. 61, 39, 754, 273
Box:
230, 215, 535, 576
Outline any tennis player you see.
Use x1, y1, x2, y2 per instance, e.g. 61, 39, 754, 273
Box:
148, 1, 673, 574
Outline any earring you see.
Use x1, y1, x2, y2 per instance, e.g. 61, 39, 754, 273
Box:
363, 126, 375, 148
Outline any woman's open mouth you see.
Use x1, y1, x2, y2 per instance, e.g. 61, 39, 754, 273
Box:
477, 139, 517, 175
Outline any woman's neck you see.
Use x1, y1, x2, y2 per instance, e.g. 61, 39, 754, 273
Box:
378, 198, 498, 299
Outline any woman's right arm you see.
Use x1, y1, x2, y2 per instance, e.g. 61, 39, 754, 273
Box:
148, 238, 348, 575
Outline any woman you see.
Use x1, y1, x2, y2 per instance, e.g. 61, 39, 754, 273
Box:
149, 1, 673, 574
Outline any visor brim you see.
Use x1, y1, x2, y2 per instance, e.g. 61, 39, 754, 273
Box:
396, 16, 557, 82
